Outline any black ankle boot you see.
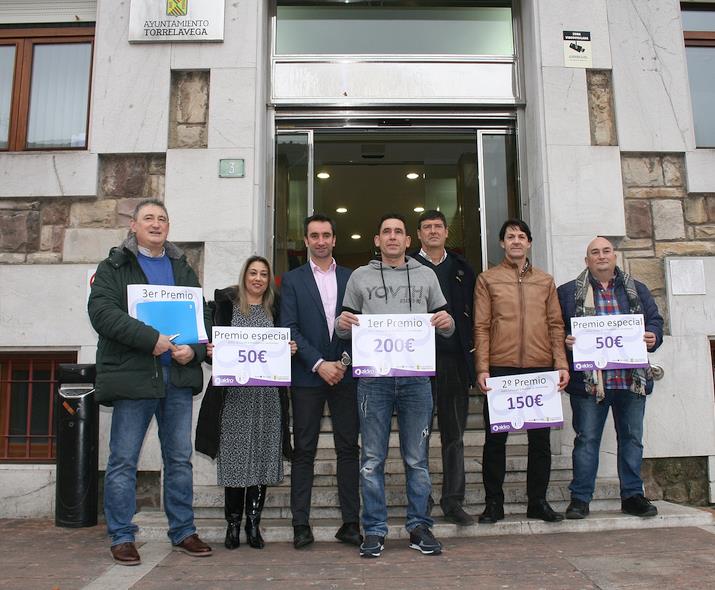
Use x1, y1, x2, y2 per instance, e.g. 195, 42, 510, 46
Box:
245, 485, 266, 549
225, 518, 240, 549
224, 487, 245, 550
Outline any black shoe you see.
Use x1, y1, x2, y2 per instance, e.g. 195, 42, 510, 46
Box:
359, 534, 385, 558
224, 520, 240, 549
621, 495, 658, 517
408, 525, 443, 555
335, 522, 362, 546
478, 502, 504, 524
527, 500, 564, 522
565, 499, 590, 520
443, 505, 475, 526
293, 524, 315, 549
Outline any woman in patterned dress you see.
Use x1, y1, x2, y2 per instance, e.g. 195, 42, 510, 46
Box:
202, 256, 296, 550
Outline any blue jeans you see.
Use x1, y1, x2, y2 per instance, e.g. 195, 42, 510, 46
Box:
104, 367, 196, 546
358, 377, 433, 537
569, 390, 646, 502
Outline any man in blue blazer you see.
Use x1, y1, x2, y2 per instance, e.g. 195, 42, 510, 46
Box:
280, 214, 360, 549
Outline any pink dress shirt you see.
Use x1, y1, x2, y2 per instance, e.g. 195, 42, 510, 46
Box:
310, 258, 338, 372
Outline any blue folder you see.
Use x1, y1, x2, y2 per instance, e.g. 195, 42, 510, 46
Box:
135, 300, 199, 345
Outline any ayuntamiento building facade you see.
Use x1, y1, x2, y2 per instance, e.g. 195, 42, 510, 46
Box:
1, 1, 714, 516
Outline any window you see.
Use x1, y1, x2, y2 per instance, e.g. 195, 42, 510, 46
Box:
0, 25, 94, 151
0, 352, 77, 462
682, 3, 715, 147
275, 1, 514, 57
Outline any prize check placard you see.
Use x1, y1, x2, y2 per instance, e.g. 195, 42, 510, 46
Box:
127, 284, 208, 345
571, 313, 648, 371
485, 371, 563, 433
352, 314, 435, 378
212, 327, 291, 387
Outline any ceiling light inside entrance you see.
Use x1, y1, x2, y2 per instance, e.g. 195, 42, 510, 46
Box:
336, 207, 348, 214
413, 207, 425, 213
316, 171, 330, 179
406, 172, 420, 180
351, 234, 361, 240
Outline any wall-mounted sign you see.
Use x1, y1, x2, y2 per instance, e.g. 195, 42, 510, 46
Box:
563, 31, 592, 68
669, 258, 706, 295
219, 159, 245, 178
129, 0, 225, 43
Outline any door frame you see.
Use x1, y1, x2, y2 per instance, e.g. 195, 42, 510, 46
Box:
267, 110, 522, 271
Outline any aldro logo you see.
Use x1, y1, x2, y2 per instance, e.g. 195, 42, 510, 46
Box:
167, 0, 188, 17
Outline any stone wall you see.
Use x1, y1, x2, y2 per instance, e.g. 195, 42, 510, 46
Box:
643, 457, 710, 506
0, 154, 203, 276
586, 70, 617, 147
620, 154, 715, 330
168, 70, 210, 149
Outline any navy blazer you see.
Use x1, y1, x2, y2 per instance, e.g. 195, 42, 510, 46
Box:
557, 272, 664, 396
280, 262, 353, 387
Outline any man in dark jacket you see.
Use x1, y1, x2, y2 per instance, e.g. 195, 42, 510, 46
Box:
280, 214, 360, 549
558, 236, 663, 520
412, 210, 476, 526
88, 199, 212, 566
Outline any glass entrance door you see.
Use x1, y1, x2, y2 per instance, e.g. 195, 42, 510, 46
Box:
274, 128, 518, 276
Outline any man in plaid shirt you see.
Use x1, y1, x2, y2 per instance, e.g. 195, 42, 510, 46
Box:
558, 237, 663, 519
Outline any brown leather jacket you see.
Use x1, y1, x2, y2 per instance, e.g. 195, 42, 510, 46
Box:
474, 258, 568, 373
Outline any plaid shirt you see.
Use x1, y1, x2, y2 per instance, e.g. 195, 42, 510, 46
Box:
592, 276, 632, 390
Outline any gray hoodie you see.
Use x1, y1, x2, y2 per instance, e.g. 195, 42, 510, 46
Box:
336, 256, 455, 339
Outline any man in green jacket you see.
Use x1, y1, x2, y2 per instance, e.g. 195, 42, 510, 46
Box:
88, 199, 212, 566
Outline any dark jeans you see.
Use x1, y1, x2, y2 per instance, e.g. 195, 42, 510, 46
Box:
431, 352, 470, 510
482, 366, 553, 506
290, 381, 359, 526
569, 389, 646, 502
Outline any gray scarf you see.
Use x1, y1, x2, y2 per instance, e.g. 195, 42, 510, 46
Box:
574, 266, 652, 401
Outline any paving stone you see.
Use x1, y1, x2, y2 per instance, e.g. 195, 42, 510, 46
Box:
4, 519, 713, 590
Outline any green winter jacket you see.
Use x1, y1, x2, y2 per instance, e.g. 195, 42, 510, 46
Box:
87, 235, 211, 405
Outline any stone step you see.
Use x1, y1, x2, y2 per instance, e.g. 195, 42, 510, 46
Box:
268, 468, 574, 490
316, 430, 528, 449
191, 479, 621, 518
313, 395, 486, 433
271, 456, 575, 488
280, 454, 573, 478
312, 443, 532, 460
135, 501, 714, 542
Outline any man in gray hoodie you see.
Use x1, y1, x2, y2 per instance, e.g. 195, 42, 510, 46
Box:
336, 213, 454, 558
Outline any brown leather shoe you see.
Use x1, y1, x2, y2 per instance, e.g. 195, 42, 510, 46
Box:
173, 533, 213, 557
110, 542, 141, 566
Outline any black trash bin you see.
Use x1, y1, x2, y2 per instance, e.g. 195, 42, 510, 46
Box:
55, 364, 99, 528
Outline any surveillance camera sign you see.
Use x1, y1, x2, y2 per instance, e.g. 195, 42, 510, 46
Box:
563, 31, 592, 68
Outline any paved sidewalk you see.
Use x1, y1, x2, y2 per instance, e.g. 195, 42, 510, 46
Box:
1, 516, 714, 589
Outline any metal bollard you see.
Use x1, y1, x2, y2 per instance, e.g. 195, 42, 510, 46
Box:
55, 364, 98, 528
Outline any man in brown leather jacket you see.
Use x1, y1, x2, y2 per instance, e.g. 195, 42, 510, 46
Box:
474, 219, 569, 524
